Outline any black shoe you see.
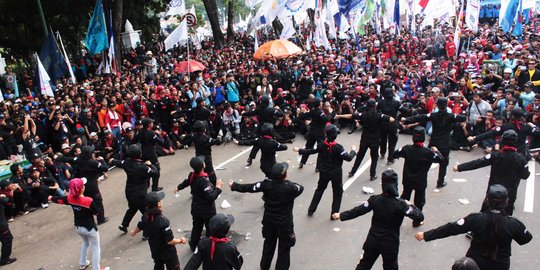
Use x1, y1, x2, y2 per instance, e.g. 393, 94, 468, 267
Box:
307, 211, 314, 216
298, 163, 304, 169
315, 168, 319, 173
142, 236, 149, 241
387, 160, 394, 165
118, 225, 127, 233
370, 175, 377, 181
379, 154, 385, 160
98, 217, 109, 225
348, 171, 354, 177
25, 207, 37, 213
348, 129, 355, 134
246, 158, 252, 166
0, 258, 16, 266
152, 187, 164, 192
436, 182, 447, 189
412, 221, 424, 227
465, 231, 473, 239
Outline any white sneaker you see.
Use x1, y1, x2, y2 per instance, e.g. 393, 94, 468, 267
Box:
7, 218, 14, 222
80, 260, 90, 269
41, 203, 49, 209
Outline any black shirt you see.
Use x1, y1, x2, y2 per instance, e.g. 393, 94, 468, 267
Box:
137, 209, 177, 261
51, 195, 98, 231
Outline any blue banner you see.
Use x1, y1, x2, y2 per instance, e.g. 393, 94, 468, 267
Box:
84, 0, 109, 55
39, 33, 69, 81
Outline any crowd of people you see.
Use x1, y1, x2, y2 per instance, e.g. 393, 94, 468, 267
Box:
0, 10, 538, 269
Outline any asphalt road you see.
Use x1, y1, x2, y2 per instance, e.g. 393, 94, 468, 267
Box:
8, 131, 540, 270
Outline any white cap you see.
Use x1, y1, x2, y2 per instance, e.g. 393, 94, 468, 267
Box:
146, 51, 153, 55
504, 68, 513, 74
61, 143, 71, 150
90, 132, 98, 137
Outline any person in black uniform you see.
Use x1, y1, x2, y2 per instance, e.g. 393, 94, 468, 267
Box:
50, 178, 103, 270
415, 184, 533, 270
234, 123, 288, 178
192, 120, 222, 186
138, 118, 166, 191
295, 124, 356, 217
297, 97, 336, 170
402, 97, 467, 188
469, 107, 540, 157
331, 170, 424, 270
337, 99, 395, 180
392, 126, 445, 226
242, 96, 284, 165
229, 163, 304, 270
185, 213, 243, 270
59, 145, 110, 224
0, 193, 16, 266
454, 130, 530, 215
176, 156, 223, 251
111, 144, 159, 233
378, 89, 401, 165
118, 127, 138, 160
130, 192, 187, 270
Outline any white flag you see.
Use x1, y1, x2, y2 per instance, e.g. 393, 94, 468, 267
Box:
56, 31, 77, 84
245, 0, 263, 8
465, 0, 480, 33
314, 11, 330, 50
280, 17, 296, 40
164, 19, 188, 51
166, 0, 186, 17
325, 7, 337, 39
254, 32, 259, 52
37, 55, 54, 97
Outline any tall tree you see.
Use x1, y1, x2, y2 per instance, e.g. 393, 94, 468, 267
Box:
202, 0, 225, 48
226, 0, 235, 44
112, 0, 123, 67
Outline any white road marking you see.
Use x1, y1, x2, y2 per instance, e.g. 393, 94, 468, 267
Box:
524, 160, 535, 213
215, 146, 253, 170
343, 159, 371, 191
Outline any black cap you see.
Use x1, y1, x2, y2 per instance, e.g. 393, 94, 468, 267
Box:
412, 126, 426, 143
366, 99, 376, 108
126, 144, 142, 159
209, 214, 235, 236
270, 162, 288, 179
125, 127, 134, 133
437, 97, 448, 108
487, 184, 508, 202
135, 120, 143, 126
190, 156, 205, 172
141, 118, 154, 126
502, 130, 518, 146
0, 180, 11, 189
193, 120, 206, 132
28, 166, 40, 173
261, 123, 274, 136
381, 169, 398, 184
525, 81, 534, 88
146, 191, 165, 207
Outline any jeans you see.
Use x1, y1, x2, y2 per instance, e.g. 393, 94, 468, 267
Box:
76, 226, 100, 270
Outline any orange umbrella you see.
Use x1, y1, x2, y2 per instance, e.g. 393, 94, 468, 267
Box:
174, 60, 206, 73
253, 39, 303, 60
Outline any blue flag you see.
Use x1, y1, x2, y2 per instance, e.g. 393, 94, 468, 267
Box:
512, 0, 523, 37
338, 0, 362, 17
501, 0, 520, 33
393, 0, 400, 34
39, 33, 69, 81
84, 0, 109, 55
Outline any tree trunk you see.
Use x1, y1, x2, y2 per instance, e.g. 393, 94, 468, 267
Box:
226, 0, 235, 44
112, 0, 123, 71
202, 0, 225, 49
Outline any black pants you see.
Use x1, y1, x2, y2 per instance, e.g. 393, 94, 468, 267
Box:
151, 162, 161, 191
121, 194, 146, 227
430, 145, 449, 186
13, 189, 27, 214
88, 192, 106, 223
308, 172, 343, 214
260, 225, 295, 270
380, 126, 398, 161
300, 133, 323, 168
0, 229, 13, 262
153, 256, 180, 270
204, 157, 217, 186
400, 184, 426, 211
190, 214, 211, 251
30, 187, 48, 207
248, 145, 259, 160
356, 243, 398, 270
350, 141, 379, 177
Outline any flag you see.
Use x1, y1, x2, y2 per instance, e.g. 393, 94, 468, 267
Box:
164, 19, 189, 51
12, 77, 19, 98
314, 11, 330, 49
166, 0, 186, 17
280, 17, 296, 39
56, 32, 77, 84
245, 0, 263, 8
39, 33, 69, 81
513, 0, 523, 37
338, 0, 362, 17
85, 0, 109, 55
325, 6, 338, 39
393, 0, 400, 35
418, 0, 429, 9
501, 0, 520, 33
108, 35, 117, 74
357, 0, 376, 35
255, 0, 307, 28
465, 0, 480, 33
37, 55, 54, 97
254, 32, 259, 52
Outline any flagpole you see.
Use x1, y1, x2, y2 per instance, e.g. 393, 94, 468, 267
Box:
35, 0, 48, 36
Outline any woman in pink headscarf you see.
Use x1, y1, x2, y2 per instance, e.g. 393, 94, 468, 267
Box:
49, 178, 105, 270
